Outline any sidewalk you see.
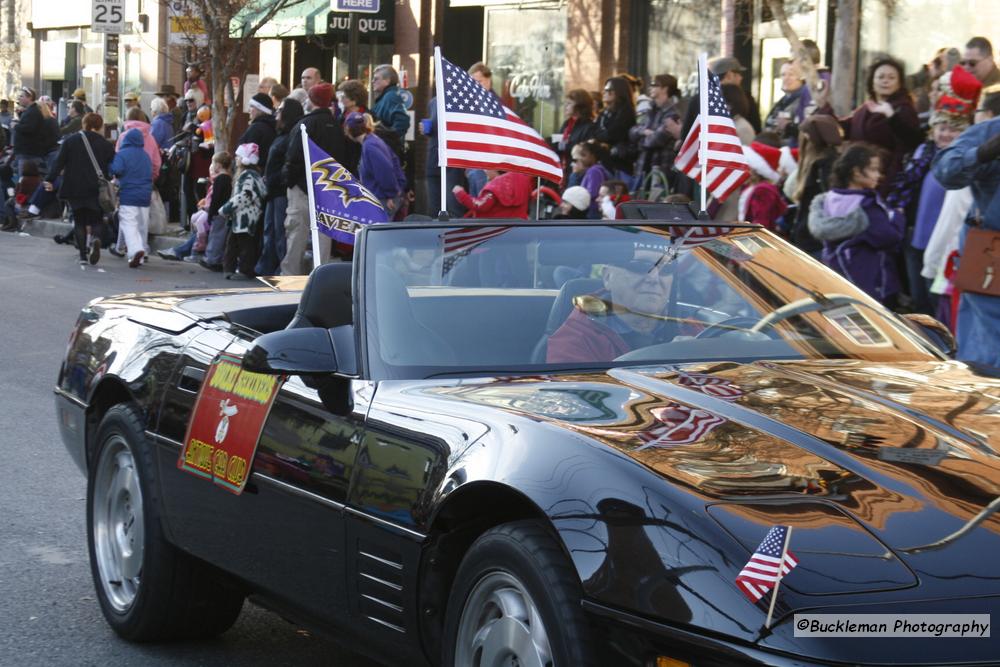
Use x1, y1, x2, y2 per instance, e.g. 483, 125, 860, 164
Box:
15, 217, 189, 253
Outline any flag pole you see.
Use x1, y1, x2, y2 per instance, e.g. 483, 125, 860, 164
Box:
434, 46, 448, 219
535, 176, 542, 219
698, 52, 709, 216
301, 123, 322, 272
764, 526, 793, 630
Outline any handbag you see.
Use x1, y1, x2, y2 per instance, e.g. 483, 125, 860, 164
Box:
954, 205, 1000, 297
80, 131, 118, 214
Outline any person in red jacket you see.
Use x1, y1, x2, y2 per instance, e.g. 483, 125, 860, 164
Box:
452, 170, 533, 218
739, 138, 789, 232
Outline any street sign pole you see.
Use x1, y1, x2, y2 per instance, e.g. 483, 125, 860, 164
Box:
349, 11, 359, 80
332, 0, 379, 80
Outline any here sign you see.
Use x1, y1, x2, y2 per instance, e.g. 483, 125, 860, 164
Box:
92, 0, 125, 34
332, 0, 380, 13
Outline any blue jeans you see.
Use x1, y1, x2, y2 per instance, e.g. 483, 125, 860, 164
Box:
466, 169, 487, 197
171, 231, 197, 258
255, 195, 287, 275
204, 214, 227, 266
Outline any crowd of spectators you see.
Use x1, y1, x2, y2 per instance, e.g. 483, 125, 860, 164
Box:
4, 35, 1000, 365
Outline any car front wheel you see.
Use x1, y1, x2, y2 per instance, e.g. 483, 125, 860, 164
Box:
443, 521, 595, 667
88, 403, 244, 641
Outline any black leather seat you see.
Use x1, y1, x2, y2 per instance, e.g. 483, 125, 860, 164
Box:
372, 266, 456, 366
285, 262, 354, 330
531, 278, 603, 363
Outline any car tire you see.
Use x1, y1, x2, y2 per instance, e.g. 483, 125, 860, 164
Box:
87, 403, 244, 641
442, 520, 595, 667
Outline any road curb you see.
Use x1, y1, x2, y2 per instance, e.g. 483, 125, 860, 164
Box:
14, 217, 188, 253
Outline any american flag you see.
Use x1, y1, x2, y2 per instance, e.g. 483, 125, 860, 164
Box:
735, 526, 798, 603
436, 51, 563, 185
441, 226, 511, 253
668, 225, 734, 247
440, 226, 512, 275
673, 69, 750, 203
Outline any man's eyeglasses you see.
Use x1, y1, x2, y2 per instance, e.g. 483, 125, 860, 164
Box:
603, 87, 614, 92
961, 59, 982, 67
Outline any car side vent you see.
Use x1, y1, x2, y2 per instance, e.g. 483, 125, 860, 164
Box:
357, 541, 406, 633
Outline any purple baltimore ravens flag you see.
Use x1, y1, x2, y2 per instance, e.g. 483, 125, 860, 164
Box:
301, 125, 387, 269
735, 525, 798, 629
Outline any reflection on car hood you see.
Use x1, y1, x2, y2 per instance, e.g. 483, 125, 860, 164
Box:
423, 359, 1000, 557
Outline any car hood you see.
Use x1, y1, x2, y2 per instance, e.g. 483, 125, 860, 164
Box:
418, 359, 1000, 597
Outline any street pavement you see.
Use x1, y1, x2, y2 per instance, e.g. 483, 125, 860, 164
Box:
0, 230, 381, 666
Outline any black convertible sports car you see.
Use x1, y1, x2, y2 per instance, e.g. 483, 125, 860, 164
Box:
56, 212, 1000, 666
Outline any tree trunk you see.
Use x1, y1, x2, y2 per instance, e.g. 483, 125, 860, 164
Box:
211, 47, 232, 155
830, 0, 860, 115
764, 0, 821, 99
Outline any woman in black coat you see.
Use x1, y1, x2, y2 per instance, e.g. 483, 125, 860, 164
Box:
557, 89, 598, 184
44, 113, 115, 265
594, 76, 637, 177
255, 98, 304, 275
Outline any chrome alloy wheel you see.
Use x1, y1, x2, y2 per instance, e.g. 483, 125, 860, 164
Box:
92, 434, 145, 612
455, 571, 554, 667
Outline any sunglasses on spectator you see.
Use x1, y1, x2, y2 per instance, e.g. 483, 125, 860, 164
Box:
603, 87, 614, 92
961, 59, 982, 67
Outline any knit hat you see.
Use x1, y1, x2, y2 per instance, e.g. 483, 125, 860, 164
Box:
743, 141, 782, 182
72, 87, 86, 101
345, 111, 367, 131
235, 143, 260, 166
561, 185, 591, 211
249, 92, 273, 114
932, 65, 982, 128
308, 82, 334, 109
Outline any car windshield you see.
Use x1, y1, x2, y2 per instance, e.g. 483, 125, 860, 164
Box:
362, 223, 938, 380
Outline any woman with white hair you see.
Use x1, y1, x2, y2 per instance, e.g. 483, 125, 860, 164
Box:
219, 143, 266, 279
150, 96, 174, 148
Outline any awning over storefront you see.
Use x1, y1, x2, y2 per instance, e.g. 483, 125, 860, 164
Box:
232, 0, 395, 41
233, 0, 330, 39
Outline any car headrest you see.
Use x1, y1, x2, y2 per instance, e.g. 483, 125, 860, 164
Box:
546, 278, 603, 334
285, 262, 353, 330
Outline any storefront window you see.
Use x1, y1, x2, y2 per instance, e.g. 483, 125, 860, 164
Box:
486, 7, 566, 138
646, 0, 721, 97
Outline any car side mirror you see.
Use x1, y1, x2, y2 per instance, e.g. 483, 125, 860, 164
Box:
243, 327, 339, 376
900, 313, 956, 357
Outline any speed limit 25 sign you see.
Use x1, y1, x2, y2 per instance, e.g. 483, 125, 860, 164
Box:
92, 0, 125, 34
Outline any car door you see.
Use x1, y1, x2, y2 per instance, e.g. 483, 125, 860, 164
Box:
154, 323, 371, 627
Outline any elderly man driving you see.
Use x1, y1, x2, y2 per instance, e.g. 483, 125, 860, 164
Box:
547, 245, 681, 362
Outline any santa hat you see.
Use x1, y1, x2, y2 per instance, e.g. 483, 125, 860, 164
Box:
235, 143, 260, 166
743, 141, 781, 182
932, 65, 982, 127
779, 146, 799, 175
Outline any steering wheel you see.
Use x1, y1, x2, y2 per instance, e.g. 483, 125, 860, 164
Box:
694, 316, 774, 339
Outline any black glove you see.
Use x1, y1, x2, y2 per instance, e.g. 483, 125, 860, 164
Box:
977, 132, 1000, 163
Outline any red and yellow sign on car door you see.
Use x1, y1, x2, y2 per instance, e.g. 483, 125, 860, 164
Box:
178, 353, 282, 494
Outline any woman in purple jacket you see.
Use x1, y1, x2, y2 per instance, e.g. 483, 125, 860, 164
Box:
344, 111, 406, 217
807, 143, 906, 307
